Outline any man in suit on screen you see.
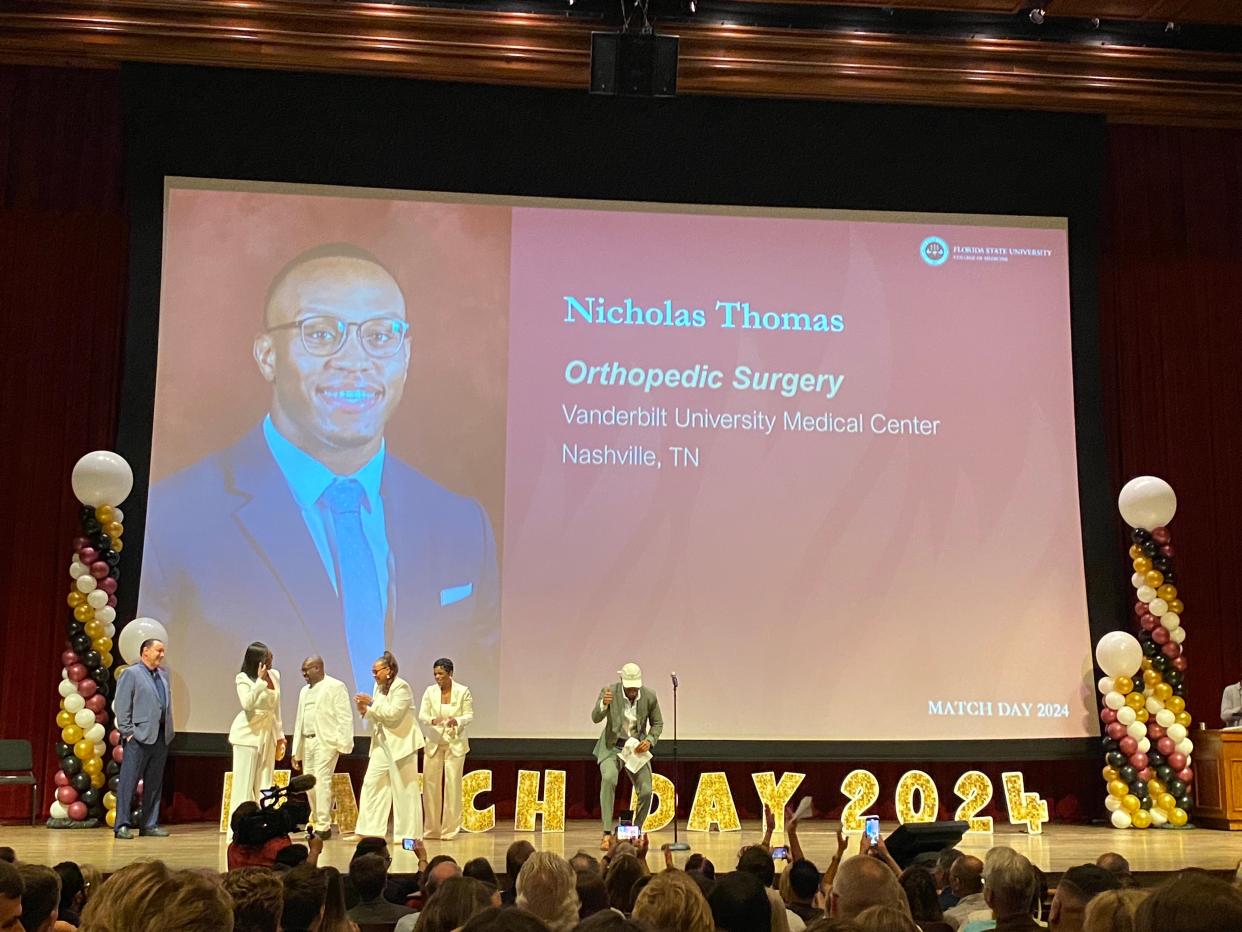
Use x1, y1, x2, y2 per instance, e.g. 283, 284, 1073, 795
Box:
139, 243, 499, 731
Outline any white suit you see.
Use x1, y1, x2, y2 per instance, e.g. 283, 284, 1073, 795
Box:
356, 675, 424, 839
418, 681, 473, 839
291, 674, 354, 832
228, 669, 283, 836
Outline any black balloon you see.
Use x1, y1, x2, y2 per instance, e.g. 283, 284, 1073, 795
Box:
83, 517, 101, 534
1177, 795, 1193, 811
95, 533, 111, 550
81, 788, 101, 807
79, 506, 95, 524
108, 566, 120, 582
103, 550, 120, 566
1132, 528, 1151, 543
66, 620, 83, 638
89, 666, 107, 683
70, 772, 91, 792
1157, 765, 1174, 781
130, 808, 143, 824
108, 776, 120, 792
61, 756, 81, 775
1167, 671, 1184, 686
56, 741, 71, 759
1148, 752, 1166, 768
1119, 765, 1138, 781
1167, 778, 1186, 797
1141, 796, 1153, 810
106, 761, 120, 777
1142, 640, 1159, 657
1107, 751, 1126, 768
1130, 781, 1148, 799
70, 633, 91, 654
97, 681, 111, 699
1141, 540, 1159, 557
1102, 738, 1120, 752
83, 650, 102, 669
1153, 556, 1170, 572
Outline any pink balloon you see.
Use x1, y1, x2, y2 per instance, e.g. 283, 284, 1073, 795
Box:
109, 729, 120, 745
1172, 656, 1188, 672
77, 679, 97, 698
1101, 708, 1118, 724
1152, 626, 1171, 645
56, 786, 79, 805
1130, 753, 1149, 771
1152, 526, 1171, 544
67, 801, 88, 821
1162, 643, 1182, 658
85, 694, 106, 712
112, 745, 124, 763
1158, 737, 1176, 755
73, 536, 90, 552
89, 561, 109, 579
78, 547, 98, 564
99, 577, 117, 594
61, 650, 79, 668
1178, 767, 1194, 784
107, 594, 117, 607
1134, 601, 1147, 616
67, 663, 87, 682
1138, 768, 1154, 782
94, 710, 109, 725
1120, 737, 1138, 755
53, 770, 69, 787
1160, 544, 1175, 558
1148, 724, 1166, 739
1107, 722, 1126, 739
1140, 613, 1158, 631
1167, 752, 1187, 770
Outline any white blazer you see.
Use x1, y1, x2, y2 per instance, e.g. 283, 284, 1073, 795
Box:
229, 669, 284, 748
364, 675, 423, 762
418, 682, 473, 758
292, 674, 354, 760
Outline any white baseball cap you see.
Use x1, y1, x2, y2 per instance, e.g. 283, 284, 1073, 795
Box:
618, 663, 642, 689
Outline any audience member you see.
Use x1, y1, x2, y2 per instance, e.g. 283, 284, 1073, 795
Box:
1049, 864, 1122, 932
146, 870, 235, 932
281, 864, 328, 932
737, 846, 778, 888
898, 866, 951, 932
0, 853, 14, 866
0, 861, 21, 932
516, 852, 579, 932
318, 866, 357, 932
973, 855, 1039, 932
575, 872, 609, 920
934, 851, 965, 912
346, 836, 420, 907
76, 868, 99, 916
603, 855, 645, 916
1082, 889, 1145, 932
460, 906, 551, 932
1094, 855, 1132, 889
832, 856, 908, 920
572, 913, 653, 931
419, 857, 463, 905
570, 853, 601, 876
348, 853, 414, 923
684, 854, 715, 879
941, 856, 985, 930
406, 876, 491, 932
222, 867, 284, 932
805, 920, 865, 932
787, 860, 824, 924
632, 869, 714, 932
226, 802, 292, 871
1133, 870, 1242, 932
708, 871, 771, 931
856, 905, 921, 932
51, 863, 84, 928
78, 860, 172, 932
504, 842, 537, 907
16, 864, 59, 932
466, 857, 501, 889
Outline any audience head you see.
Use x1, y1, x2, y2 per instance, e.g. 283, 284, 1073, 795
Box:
222, 867, 284, 932
274, 844, 309, 870
0, 861, 21, 932
737, 846, 778, 888
464, 857, 499, 889
79, 864, 101, 905
1083, 888, 1146, 932
351, 836, 390, 863
317, 865, 352, 932
1133, 871, 1242, 932
804, 920, 865, 932
934, 848, 964, 889
515, 852, 578, 932
0, 851, 14, 865
229, 802, 263, 846
632, 868, 715, 932
684, 854, 715, 879
948, 855, 984, 897
281, 864, 327, 932
78, 860, 172, 932
349, 853, 389, 902
413, 876, 491, 932
506, 841, 537, 890
832, 856, 908, 919
570, 851, 601, 875
575, 871, 609, 919
1095, 853, 1133, 886
573, 913, 654, 931
854, 904, 919, 932
789, 859, 820, 905
146, 870, 235, 932
16, 864, 59, 932
460, 906, 552, 932
1051, 864, 1123, 930
604, 854, 646, 915
897, 866, 942, 922
52, 862, 84, 920
708, 870, 771, 931
983, 854, 1037, 921
423, 856, 462, 898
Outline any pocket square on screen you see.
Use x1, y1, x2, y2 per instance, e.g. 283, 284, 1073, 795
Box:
440, 583, 474, 606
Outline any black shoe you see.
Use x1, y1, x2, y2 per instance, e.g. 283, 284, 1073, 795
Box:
316, 828, 333, 840
140, 826, 170, 837
114, 827, 135, 840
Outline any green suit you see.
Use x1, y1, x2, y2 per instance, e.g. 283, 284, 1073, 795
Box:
591, 683, 664, 832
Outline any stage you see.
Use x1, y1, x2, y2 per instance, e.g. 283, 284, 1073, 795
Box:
4, 820, 1239, 877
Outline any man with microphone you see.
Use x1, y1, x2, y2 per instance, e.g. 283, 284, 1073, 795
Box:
592, 662, 663, 849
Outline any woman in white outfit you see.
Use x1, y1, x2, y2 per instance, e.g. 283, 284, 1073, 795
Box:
419, 657, 473, 840
354, 650, 423, 839
228, 642, 285, 836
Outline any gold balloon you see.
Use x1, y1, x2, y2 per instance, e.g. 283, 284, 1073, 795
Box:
89, 771, 105, 789
1141, 658, 1154, 671
1154, 683, 1173, 701
105, 521, 124, 538
1169, 807, 1189, 826
83, 756, 103, 776
103, 791, 116, 808
1137, 709, 1150, 723
95, 636, 113, 654
1145, 570, 1165, 588
1157, 792, 1176, 810
1157, 585, 1178, 602
1125, 692, 1146, 710
1131, 809, 1152, 829
73, 739, 94, 761
1129, 545, 1144, 560
1147, 779, 1164, 795
73, 604, 94, 623
56, 710, 73, 729
67, 591, 85, 608
85, 619, 104, 639
95, 505, 114, 523
105, 808, 116, 828
1143, 669, 1162, 687
62, 725, 83, 744
1121, 794, 1141, 813
1133, 557, 1152, 573
1167, 696, 1186, 714
99, 651, 113, 668
1102, 766, 1120, 781
1108, 779, 1129, 798
112, 539, 123, 553
1115, 675, 1135, 695
1175, 711, 1193, 727
1168, 598, 1184, 615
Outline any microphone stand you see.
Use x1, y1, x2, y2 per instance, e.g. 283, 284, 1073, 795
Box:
668, 672, 689, 850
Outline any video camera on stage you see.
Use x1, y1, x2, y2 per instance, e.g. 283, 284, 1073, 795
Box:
232, 774, 315, 846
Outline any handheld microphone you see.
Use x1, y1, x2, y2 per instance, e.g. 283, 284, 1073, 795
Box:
671, 672, 679, 688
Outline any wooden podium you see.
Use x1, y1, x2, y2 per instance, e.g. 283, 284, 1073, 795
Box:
1191, 730, 1242, 830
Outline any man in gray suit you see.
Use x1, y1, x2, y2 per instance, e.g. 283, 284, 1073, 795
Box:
113, 637, 174, 839
592, 662, 663, 845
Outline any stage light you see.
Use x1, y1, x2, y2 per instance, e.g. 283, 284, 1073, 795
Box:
1028, 8, 1045, 25
1089, 17, 1100, 29
689, 0, 695, 12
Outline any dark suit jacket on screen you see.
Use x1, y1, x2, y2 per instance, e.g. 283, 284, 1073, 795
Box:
139, 423, 500, 731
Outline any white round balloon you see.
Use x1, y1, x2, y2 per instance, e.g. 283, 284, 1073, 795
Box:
118, 618, 168, 665
49, 800, 68, 820
57, 679, 77, 698
1138, 737, 1151, 753
1150, 807, 1168, 825
97, 607, 116, 625
1149, 598, 1169, 617
73, 708, 95, 729
1167, 724, 1188, 742
87, 590, 108, 610
85, 724, 105, 744
69, 562, 88, 579
1110, 809, 1133, 829
1097, 677, 1115, 695
1177, 738, 1194, 755
1146, 697, 1164, 714
1117, 706, 1137, 726
1161, 612, 1181, 630
1104, 691, 1126, 711
1118, 476, 1177, 531
63, 693, 85, 714
1156, 709, 1175, 727
71, 451, 133, 508
1096, 632, 1143, 678
1126, 721, 1147, 740
1171, 627, 1186, 644
1136, 585, 1157, 604
113, 507, 125, 524
1104, 795, 1122, 812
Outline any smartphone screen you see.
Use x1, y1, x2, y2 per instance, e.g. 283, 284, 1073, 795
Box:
771, 845, 790, 860
615, 824, 640, 841
402, 837, 418, 851
864, 816, 880, 846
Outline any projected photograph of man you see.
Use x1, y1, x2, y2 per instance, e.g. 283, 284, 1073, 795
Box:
140, 185, 506, 735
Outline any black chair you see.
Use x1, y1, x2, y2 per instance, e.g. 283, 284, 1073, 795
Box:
0, 739, 39, 826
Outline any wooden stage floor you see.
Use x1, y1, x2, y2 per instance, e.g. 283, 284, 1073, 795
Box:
3, 820, 1242, 875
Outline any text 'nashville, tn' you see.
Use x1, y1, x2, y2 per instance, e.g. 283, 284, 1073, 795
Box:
562, 404, 942, 437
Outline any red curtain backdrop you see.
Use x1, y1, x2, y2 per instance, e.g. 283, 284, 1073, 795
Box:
2, 62, 1242, 824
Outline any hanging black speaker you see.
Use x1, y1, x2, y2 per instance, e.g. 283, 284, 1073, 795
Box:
591, 33, 679, 97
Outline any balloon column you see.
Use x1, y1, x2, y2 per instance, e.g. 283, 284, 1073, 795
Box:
1096, 476, 1195, 830
48, 452, 133, 828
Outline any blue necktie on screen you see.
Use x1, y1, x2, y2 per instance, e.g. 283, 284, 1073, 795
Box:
324, 479, 384, 693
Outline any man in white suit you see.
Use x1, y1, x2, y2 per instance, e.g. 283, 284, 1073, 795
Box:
355, 650, 423, 839
418, 657, 473, 840
291, 654, 355, 838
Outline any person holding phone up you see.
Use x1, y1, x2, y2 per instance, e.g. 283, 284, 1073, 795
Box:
592, 662, 664, 850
